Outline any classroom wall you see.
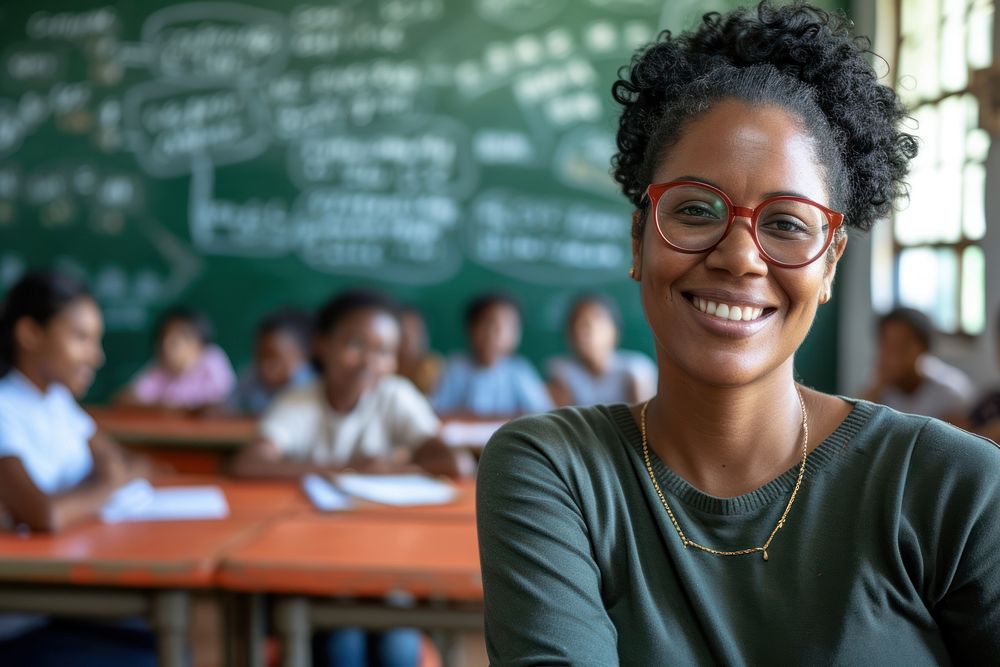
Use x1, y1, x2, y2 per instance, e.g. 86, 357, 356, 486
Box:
0, 0, 846, 402
840, 0, 1000, 397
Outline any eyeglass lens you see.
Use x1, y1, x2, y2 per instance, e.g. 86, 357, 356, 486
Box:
654, 184, 830, 265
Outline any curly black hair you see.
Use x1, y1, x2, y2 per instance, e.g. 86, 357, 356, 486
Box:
612, 1, 917, 234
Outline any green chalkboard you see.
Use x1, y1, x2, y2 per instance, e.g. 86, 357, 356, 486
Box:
0, 0, 843, 401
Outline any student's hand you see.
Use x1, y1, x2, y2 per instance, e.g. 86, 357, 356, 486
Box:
125, 455, 156, 481
413, 438, 476, 479
344, 454, 416, 475
95, 454, 131, 488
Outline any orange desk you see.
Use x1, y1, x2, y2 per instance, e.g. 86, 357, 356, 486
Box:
88, 407, 257, 473
219, 513, 483, 667
0, 478, 305, 667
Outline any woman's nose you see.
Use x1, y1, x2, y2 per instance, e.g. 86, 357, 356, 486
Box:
704, 216, 768, 276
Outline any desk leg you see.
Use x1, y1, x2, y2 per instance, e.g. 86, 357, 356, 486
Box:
275, 596, 310, 667
152, 590, 190, 667
225, 592, 266, 667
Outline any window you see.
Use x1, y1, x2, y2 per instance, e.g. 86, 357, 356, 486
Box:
873, 0, 994, 334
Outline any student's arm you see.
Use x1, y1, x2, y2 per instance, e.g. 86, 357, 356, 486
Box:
230, 437, 339, 478
90, 431, 153, 480
477, 424, 617, 664
514, 358, 555, 414
545, 358, 574, 408
387, 378, 476, 478
0, 449, 129, 533
547, 379, 573, 408
411, 436, 476, 479
200, 346, 237, 407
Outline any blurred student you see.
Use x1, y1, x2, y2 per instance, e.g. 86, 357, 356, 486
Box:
232, 288, 468, 667
861, 307, 974, 420
232, 288, 469, 479
396, 305, 442, 396
118, 307, 235, 410
547, 294, 656, 407
432, 293, 553, 418
0, 270, 154, 665
228, 308, 314, 416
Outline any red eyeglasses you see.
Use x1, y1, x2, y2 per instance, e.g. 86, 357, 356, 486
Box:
643, 180, 845, 269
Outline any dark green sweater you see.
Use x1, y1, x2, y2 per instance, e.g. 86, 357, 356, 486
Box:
477, 400, 1000, 665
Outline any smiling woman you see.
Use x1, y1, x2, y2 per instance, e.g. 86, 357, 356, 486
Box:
477, 2, 1000, 664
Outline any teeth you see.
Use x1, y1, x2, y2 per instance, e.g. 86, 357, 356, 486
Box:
693, 298, 765, 322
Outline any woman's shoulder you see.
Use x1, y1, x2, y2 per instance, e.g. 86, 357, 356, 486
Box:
855, 400, 1000, 485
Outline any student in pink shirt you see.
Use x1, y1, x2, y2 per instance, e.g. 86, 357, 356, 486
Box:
118, 308, 235, 410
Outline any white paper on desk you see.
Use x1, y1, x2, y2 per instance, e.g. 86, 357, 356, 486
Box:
334, 474, 457, 506
302, 473, 353, 512
101, 479, 229, 523
439, 420, 505, 447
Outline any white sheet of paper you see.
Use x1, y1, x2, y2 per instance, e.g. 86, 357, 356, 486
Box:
302, 473, 353, 511
439, 420, 505, 447
334, 473, 457, 506
101, 479, 229, 523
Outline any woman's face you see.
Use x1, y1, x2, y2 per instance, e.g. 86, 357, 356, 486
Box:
18, 297, 105, 396
318, 308, 400, 401
632, 99, 846, 388
569, 301, 618, 366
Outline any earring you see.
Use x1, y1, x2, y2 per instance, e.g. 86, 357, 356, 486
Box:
628, 266, 637, 279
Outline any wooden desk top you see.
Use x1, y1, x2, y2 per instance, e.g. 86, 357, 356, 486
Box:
87, 407, 256, 448
218, 514, 482, 601
0, 478, 306, 589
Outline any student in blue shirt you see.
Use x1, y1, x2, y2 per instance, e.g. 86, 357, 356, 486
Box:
0, 269, 154, 665
432, 293, 553, 418
228, 307, 315, 415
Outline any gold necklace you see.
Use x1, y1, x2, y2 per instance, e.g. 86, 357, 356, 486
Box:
639, 387, 809, 562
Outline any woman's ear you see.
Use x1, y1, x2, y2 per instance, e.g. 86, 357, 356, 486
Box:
630, 210, 643, 281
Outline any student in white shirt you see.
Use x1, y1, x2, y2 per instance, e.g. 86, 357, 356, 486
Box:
233, 288, 470, 479
0, 270, 147, 532
0, 270, 154, 665
232, 288, 470, 667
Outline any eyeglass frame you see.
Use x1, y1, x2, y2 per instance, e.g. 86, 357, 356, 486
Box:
642, 180, 845, 269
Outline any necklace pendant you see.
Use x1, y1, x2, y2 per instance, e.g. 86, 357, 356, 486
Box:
762, 550, 769, 562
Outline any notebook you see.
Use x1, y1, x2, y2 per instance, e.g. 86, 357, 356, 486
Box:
302, 473, 457, 510
101, 479, 229, 523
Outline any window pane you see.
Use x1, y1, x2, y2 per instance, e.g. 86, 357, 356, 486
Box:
898, 247, 958, 332
940, 15, 967, 89
912, 106, 939, 171
961, 245, 986, 334
967, 127, 990, 162
968, 3, 994, 69
939, 95, 968, 168
896, 168, 962, 244
963, 162, 986, 239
